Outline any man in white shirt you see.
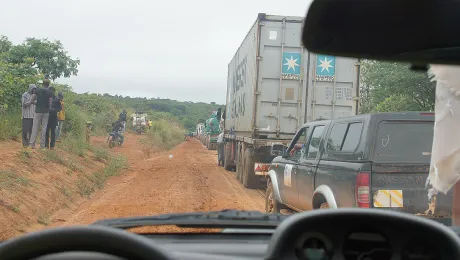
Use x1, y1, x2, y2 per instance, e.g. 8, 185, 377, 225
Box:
217, 132, 225, 166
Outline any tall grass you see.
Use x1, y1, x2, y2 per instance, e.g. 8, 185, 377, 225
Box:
143, 119, 184, 149
0, 110, 22, 141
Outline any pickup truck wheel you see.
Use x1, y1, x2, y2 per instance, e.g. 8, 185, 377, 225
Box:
265, 182, 281, 214
243, 148, 258, 189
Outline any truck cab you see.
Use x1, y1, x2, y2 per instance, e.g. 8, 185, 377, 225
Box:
266, 112, 452, 225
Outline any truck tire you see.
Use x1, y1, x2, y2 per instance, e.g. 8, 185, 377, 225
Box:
236, 146, 243, 182
243, 148, 258, 189
224, 143, 232, 170
265, 180, 282, 214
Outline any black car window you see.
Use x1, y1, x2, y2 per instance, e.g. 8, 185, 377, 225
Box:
326, 123, 348, 152
306, 125, 325, 160
326, 122, 363, 153
374, 121, 433, 163
342, 122, 363, 152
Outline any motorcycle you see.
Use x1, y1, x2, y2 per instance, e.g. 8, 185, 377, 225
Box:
135, 124, 145, 135
107, 131, 123, 148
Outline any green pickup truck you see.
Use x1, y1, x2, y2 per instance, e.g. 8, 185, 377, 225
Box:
266, 112, 453, 225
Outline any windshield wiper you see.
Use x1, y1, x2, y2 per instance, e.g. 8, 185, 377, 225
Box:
92, 209, 289, 229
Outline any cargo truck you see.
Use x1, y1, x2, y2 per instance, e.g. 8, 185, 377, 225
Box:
204, 111, 221, 150
223, 13, 360, 189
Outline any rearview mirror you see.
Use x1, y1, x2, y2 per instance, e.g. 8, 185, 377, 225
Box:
302, 0, 460, 66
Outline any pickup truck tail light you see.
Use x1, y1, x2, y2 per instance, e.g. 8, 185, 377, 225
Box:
356, 172, 370, 208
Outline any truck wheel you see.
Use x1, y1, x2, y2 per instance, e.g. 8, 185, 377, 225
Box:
265, 181, 282, 214
235, 146, 240, 177
243, 148, 258, 189
224, 143, 232, 170
236, 146, 243, 182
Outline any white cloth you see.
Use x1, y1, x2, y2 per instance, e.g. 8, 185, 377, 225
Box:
427, 64, 460, 196
217, 132, 224, 143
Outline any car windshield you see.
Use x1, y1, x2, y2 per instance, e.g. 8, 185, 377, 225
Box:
0, 0, 454, 241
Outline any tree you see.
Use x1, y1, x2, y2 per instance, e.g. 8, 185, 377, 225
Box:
360, 60, 435, 113
7, 37, 80, 80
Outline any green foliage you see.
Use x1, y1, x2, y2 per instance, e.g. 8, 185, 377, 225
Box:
0, 170, 31, 190
142, 119, 185, 149
360, 60, 435, 113
6, 37, 80, 80
0, 108, 22, 141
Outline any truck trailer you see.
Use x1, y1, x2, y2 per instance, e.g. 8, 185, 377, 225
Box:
223, 13, 360, 188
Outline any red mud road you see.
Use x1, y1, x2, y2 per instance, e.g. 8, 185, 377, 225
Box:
49, 135, 265, 232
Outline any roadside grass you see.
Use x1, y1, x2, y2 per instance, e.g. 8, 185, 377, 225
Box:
142, 119, 184, 150
60, 135, 88, 157
18, 149, 32, 164
40, 149, 66, 165
37, 214, 50, 226
0, 110, 21, 141
89, 145, 109, 162
77, 154, 128, 198
0, 170, 31, 190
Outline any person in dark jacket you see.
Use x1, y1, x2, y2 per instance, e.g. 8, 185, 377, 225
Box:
45, 87, 62, 149
112, 119, 124, 145
29, 79, 53, 149
119, 110, 127, 132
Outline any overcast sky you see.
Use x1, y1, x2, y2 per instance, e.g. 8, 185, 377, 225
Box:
1, 0, 311, 104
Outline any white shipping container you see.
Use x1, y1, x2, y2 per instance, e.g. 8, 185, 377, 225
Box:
225, 13, 360, 140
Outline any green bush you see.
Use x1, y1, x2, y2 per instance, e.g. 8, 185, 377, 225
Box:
0, 109, 21, 141
143, 119, 184, 149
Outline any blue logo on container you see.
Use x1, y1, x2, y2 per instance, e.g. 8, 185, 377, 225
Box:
316, 55, 335, 81
282, 52, 301, 79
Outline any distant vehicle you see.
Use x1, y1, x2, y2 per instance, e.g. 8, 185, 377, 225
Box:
196, 123, 205, 143
204, 110, 221, 150
131, 112, 147, 134
222, 13, 360, 189
266, 112, 452, 225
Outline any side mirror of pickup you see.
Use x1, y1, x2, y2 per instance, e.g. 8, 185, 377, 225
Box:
282, 147, 290, 158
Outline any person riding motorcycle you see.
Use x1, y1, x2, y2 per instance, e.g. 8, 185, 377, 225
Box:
111, 119, 124, 145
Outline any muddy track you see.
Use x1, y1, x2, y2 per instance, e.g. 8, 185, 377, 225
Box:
48, 135, 265, 232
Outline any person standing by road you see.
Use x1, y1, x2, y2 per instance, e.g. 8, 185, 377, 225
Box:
119, 110, 127, 132
21, 84, 37, 147
148, 120, 153, 130
29, 79, 53, 149
55, 92, 65, 142
45, 87, 62, 149
217, 132, 225, 166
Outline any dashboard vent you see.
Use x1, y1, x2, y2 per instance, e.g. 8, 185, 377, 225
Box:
342, 231, 391, 260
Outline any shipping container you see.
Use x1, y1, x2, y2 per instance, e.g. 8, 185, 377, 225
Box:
222, 13, 360, 189
225, 13, 359, 140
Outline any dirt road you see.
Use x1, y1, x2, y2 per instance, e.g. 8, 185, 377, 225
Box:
49, 134, 265, 231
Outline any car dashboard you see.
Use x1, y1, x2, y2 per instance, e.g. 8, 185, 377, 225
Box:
1, 209, 459, 260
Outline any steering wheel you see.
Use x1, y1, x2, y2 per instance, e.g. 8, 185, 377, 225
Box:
0, 225, 171, 260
